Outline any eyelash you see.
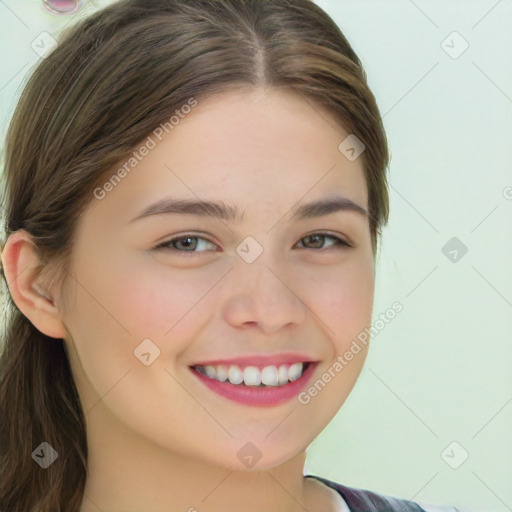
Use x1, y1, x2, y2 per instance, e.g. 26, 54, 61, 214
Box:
153, 232, 352, 254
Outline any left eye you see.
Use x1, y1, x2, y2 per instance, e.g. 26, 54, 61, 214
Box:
296, 233, 350, 250
153, 232, 350, 253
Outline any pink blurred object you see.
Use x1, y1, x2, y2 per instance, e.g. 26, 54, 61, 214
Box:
42, 0, 82, 15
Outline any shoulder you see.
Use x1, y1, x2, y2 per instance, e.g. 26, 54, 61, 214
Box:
305, 475, 467, 512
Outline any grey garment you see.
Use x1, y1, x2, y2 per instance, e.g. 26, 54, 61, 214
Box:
305, 475, 465, 512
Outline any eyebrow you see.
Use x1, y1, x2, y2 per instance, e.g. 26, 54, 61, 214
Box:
128, 195, 368, 224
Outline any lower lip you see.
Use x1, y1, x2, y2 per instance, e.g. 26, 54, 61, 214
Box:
189, 362, 318, 407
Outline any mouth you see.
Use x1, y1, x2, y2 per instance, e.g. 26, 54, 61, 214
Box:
191, 361, 312, 387
188, 360, 319, 407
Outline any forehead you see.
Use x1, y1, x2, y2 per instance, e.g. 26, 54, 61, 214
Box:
88, 88, 368, 226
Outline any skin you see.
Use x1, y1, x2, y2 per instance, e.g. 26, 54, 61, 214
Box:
2, 88, 375, 512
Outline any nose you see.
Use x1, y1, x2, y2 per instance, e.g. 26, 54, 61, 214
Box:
221, 254, 307, 334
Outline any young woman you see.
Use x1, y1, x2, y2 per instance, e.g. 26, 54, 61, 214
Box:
0, 1, 466, 511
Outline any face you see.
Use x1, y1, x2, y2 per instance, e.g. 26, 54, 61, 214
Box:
59, 88, 375, 470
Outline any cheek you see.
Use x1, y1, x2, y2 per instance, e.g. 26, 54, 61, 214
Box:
296, 257, 374, 349
62, 254, 203, 368
104, 258, 223, 353
63, 257, 219, 413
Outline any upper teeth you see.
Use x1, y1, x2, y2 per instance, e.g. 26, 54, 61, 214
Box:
195, 363, 306, 386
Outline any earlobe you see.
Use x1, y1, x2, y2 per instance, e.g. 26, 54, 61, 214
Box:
1, 230, 68, 340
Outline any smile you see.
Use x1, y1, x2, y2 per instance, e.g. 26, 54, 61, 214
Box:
189, 361, 318, 407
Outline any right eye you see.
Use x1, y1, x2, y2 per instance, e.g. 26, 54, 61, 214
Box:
153, 234, 219, 254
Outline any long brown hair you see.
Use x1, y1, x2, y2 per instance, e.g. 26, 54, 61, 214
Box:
0, 1, 390, 510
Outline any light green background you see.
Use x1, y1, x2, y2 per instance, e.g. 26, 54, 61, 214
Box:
1, 2, 511, 511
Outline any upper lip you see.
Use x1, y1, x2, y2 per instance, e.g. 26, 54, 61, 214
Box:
190, 352, 319, 369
